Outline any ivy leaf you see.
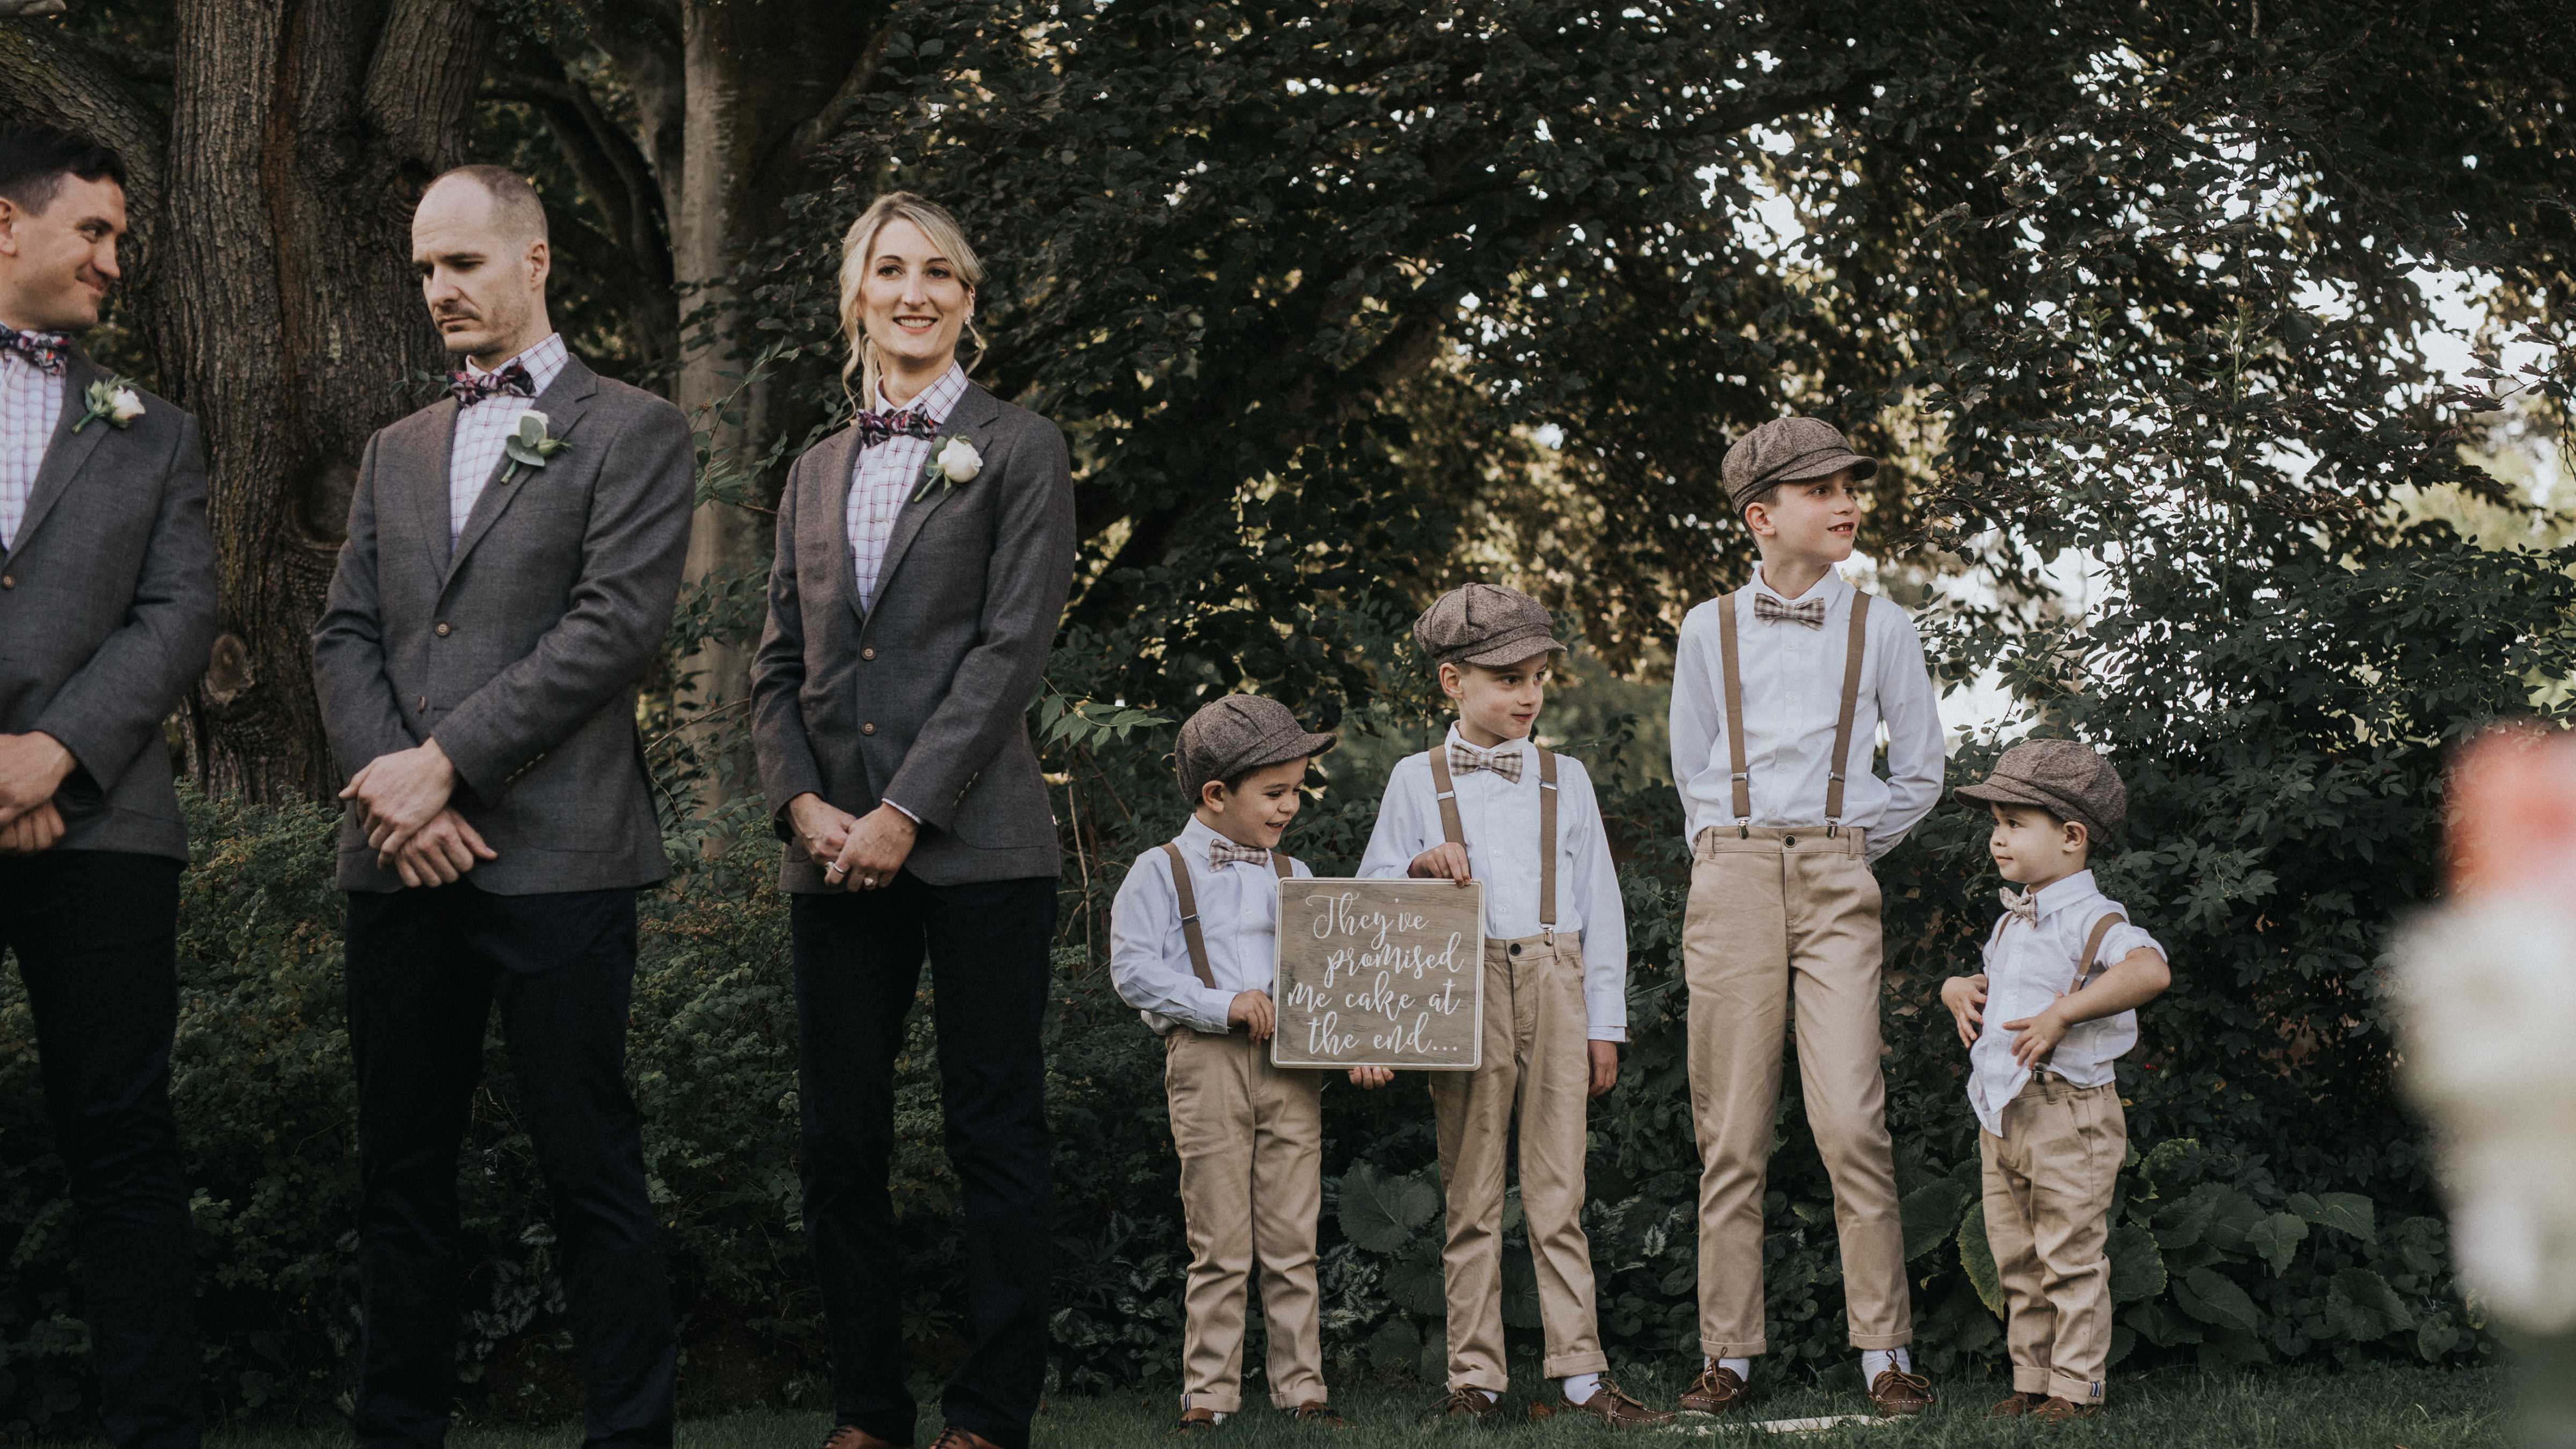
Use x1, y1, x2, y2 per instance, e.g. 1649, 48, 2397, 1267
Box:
2246, 1212, 2308, 1276
2173, 1267, 2259, 1334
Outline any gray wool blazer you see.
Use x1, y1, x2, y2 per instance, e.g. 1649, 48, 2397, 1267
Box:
751, 380, 1075, 890
0, 349, 217, 861
311, 353, 692, 894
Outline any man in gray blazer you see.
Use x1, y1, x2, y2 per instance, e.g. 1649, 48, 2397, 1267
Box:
0, 126, 215, 1449
311, 165, 687, 1447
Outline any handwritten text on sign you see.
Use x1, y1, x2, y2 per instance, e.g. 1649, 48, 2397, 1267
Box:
1271, 879, 1484, 1071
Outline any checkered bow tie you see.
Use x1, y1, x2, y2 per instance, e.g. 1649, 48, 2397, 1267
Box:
1207, 838, 1271, 868
1446, 741, 1525, 785
1999, 886, 2040, 929
0, 325, 69, 375
448, 361, 536, 408
855, 407, 938, 449
1753, 593, 1828, 629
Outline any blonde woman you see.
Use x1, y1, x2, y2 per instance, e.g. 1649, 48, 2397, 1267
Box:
750, 193, 1076, 1449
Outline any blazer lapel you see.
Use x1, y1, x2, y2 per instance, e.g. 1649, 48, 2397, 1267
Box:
6, 351, 112, 562
868, 382, 1003, 619
441, 355, 602, 592
412, 401, 462, 576
803, 426, 864, 629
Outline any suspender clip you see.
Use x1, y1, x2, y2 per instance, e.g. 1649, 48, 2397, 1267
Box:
1825, 820, 1841, 838
1738, 822, 1751, 838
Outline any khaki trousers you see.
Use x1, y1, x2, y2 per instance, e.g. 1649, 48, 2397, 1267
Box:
1164, 1029, 1328, 1412
1982, 1074, 2124, 1405
1684, 825, 1910, 1357
1429, 934, 1606, 1391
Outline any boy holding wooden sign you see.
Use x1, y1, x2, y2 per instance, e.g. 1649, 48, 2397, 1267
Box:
1109, 695, 1346, 1436
1357, 584, 1673, 1430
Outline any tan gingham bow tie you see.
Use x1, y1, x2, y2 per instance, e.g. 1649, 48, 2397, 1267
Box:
1208, 838, 1272, 868
1446, 741, 1526, 785
1753, 593, 1828, 629
1999, 887, 2040, 929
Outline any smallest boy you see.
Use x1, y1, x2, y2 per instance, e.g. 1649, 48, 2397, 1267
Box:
1941, 740, 2172, 1424
1110, 695, 1348, 1436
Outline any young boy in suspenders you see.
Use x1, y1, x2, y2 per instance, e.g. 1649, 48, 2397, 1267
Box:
1109, 696, 1348, 1435
1358, 584, 1673, 1431
1666, 418, 1947, 1417
1942, 741, 2170, 1424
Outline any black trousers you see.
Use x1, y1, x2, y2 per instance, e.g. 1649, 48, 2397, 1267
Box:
793, 873, 1057, 1449
0, 849, 200, 1448
345, 882, 675, 1448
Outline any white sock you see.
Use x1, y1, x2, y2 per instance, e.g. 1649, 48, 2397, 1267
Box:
1705, 1355, 1753, 1381
1561, 1372, 1601, 1404
1475, 1387, 1501, 1404
1861, 1347, 1912, 1380
1210, 1411, 1229, 1424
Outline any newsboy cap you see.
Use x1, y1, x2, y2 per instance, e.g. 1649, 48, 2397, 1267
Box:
1722, 415, 1879, 512
1413, 582, 1566, 669
1957, 738, 2128, 844
1175, 695, 1338, 801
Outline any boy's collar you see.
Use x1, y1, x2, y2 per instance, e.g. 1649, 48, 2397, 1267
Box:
2025, 867, 2100, 919
1445, 721, 1533, 756
1750, 565, 1850, 605
1181, 813, 1271, 854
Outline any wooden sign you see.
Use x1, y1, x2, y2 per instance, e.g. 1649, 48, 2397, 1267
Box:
1271, 879, 1485, 1071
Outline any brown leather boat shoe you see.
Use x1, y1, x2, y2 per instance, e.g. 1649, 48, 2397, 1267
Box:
1868, 1368, 1936, 1417
821, 1428, 903, 1449
1167, 1406, 1221, 1437
1526, 1379, 1676, 1431
1419, 1387, 1504, 1429
1988, 1391, 2046, 1418
930, 1430, 1002, 1449
2030, 1396, 2102, 1424
1678, 1363, 1751, 1415
1289, 1401, 1349, 1430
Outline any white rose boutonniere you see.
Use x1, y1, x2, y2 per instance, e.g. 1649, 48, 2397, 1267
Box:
911, 435, 984, 503
71, 376, 146, 433
499, 408, 571, 485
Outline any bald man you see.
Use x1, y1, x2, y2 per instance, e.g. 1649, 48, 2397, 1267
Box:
312, 164, 689, 1446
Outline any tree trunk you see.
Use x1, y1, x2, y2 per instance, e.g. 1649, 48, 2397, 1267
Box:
0, 1, 487, 802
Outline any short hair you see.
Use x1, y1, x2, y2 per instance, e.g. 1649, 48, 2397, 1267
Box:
1737, 481, 1781, 516
424, 164, 548, 244
0, 126, 127, 215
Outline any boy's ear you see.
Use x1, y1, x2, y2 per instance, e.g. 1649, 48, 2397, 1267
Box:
2063, 818, 2091, 854
1437, 661, 1465, 699
1198, 778, 1231, 811
1742, 500, 1774, 538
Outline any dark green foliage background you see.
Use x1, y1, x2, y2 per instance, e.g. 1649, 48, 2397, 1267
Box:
5, 0, 2575, 1430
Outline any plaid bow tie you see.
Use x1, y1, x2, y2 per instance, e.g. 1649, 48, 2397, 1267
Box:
1999, 887, 2040, 929
1, 325, 69, 375
1447, 741, 1525, 785
448, 361, 536, 408
856, 407, 939, 449
1753, 593, 1828, 629
1208, 838, 1271, 869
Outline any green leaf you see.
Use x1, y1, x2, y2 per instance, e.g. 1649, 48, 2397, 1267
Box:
1365, 1318, 1419, 1372
1384, 1245, 1447, 1318
2416, 1316, 2462, 1362
2120, 1300, 2202, 1349
2324, 1268, 2414, 1340
2172, 1267, 2259, 1334
1336, 1162, 1435, 1253
1958, 1203, 2003, 1318
1902, 1179, 1974, 1263
2246, 1211, 2307, 1275
2107, 1221, 2166, 1304
2288, 1191, 2376, 1244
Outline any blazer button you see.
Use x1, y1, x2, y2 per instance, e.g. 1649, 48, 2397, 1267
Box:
861, 722, 877, 736
0, 575, 13, 589
861, 647, 877, 661
434, 622, 452, 637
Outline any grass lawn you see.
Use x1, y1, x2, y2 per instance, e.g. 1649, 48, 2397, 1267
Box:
214, 1365, 2513, 1448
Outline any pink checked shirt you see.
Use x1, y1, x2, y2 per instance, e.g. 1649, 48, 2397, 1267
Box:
0, 341, 67, 554
846, 362, 968, 611
448, 332, 569, 546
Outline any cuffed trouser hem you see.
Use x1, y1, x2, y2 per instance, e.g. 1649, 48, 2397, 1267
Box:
1701, 1337, 1768, 1358
1182, 1391, 1242, 1415
1543, 1349, 1610, 1378
1848, 1329, 1913, 1350
1268, 1388, 1327, 1410
2012, 1365, 2052, 1395
2050, 1370, 2106, 1405
1448, 1371, 1511, 1394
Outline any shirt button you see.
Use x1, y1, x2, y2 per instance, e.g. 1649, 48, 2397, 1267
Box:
434, 622, 452, 636
861, 647, 877, 661
861, 722, 877, 736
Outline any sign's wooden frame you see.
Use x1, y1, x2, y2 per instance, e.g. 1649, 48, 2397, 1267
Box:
1269, 877, 1485, 1071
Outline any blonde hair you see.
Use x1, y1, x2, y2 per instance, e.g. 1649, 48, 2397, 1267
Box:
838, 192, 985, 410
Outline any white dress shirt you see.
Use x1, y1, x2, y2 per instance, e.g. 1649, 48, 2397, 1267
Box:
847, 362, 968, 610
1669, 569, 1945, 862
447, 332, 570, 545
1110, 815, 1315, 1036
1966, 868, 2165, 1135
1356, 726, 1629, 1042
0, 343, 67, 552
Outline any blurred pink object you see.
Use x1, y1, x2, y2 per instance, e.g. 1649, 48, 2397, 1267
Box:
2446, 723, 2576, 898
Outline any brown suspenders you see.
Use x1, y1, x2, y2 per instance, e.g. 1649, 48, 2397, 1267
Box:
1714, 586, 1872, 835
2070, 911, 2126, 994
1425, 744, 1558, 935
1160, 839, 1294, 990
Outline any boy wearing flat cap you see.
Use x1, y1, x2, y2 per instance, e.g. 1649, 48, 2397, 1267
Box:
1110, 695, 1346, 1435
1941, 740, 2170, 1424
1667, 416, 1946, 1417
1358, 583, 1671, 1430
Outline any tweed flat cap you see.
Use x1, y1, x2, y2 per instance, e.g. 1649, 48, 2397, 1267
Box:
1175, 695, 1338, 801
1722, 415, 1879, 511
1957, 738, 2128, 844
1413, 582, 1566, 668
